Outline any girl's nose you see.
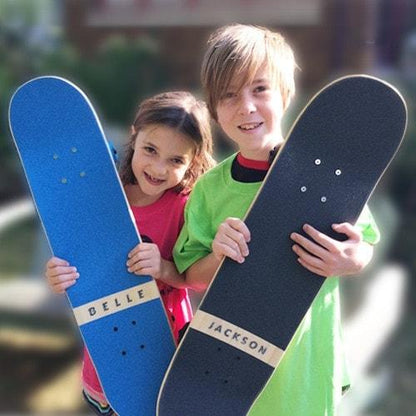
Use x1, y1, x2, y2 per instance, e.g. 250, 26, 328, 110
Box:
153, 160, 168, 175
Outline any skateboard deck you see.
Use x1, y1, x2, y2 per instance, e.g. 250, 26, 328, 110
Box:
157, 75, 407, 416
9, 76, 176, 416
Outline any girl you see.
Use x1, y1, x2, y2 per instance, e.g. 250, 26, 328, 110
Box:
45, 91, 215, 415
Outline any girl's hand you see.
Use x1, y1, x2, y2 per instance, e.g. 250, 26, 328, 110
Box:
290, 222, 373, 278
127, 243, 162, 279
45, 256, 79, 294
212, 217, 251, 263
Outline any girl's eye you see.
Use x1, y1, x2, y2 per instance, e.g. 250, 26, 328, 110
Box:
171, 158, 185, 165
223, 91, 236, 100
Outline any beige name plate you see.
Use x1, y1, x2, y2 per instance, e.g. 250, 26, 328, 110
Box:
190, 310, 284, 368
73, 281, 160, 326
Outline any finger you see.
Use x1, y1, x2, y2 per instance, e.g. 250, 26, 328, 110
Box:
219, 224, 249, 257
215, 232, 247, 260
297, 257, 327, 277
133, 266, 156, 277
47, 265, 78, 278
47, 256, 69, 269
290, 232, 329, 260
51, 279, 77, 294
128, 243, 157, 260
215, 241, 245, 263
332, 223, 362, 241
292, 244, 325, 270
128, 244, 142, 259
48, 271, 79, 285
301, 224, 339, 252
225, 218, 251, 242
129, 258, 158, 272
127, 248, 158, 268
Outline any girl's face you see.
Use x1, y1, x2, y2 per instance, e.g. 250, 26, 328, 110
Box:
131, 124, 195, 205
216, 65, 284, 161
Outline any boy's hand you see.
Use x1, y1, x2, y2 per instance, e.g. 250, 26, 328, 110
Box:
45, 256, 79, 294
212, 217, 251, 263
290, 222, 373, 277
127, 243, 162, 279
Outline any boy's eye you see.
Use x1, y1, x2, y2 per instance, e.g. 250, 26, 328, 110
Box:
171, 158, 185, 165
144, 146, 156, 154
254, 85, 268, 93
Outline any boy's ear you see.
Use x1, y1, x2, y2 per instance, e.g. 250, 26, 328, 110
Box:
283, 97, 292, 111
130, 125, 136, 135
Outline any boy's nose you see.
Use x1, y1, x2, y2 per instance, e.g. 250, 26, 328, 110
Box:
238, 95, 256, 115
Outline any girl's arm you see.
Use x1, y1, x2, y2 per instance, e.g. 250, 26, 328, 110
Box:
45, 256, 79, 293
127, 243, 188, 289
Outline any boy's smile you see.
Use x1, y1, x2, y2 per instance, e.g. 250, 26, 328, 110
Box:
238, 121, 264, 131
216, 66, 284, 161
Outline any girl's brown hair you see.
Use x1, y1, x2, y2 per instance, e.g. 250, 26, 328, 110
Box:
119, 91, 215, 192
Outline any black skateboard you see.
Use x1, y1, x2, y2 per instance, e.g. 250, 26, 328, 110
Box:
157, 75, 407, 416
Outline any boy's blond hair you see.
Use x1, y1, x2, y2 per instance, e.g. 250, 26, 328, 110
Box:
201, 24, 297, 120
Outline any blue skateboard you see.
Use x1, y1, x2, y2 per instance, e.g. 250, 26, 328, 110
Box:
157, 75, 407, 415
9, 76, 176, 415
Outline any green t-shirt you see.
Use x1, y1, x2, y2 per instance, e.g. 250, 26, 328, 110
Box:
174, 154, 380, 416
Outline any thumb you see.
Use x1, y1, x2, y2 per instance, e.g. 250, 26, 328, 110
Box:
332, 222, 362, 241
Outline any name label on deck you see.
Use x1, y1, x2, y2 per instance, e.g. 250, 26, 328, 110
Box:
189, 310, 285, 368
73, 281, 160, 326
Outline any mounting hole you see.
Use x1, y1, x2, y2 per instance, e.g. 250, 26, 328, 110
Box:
61, 178, 68, 184
321, 196, 327, 203
223, 380, 229, 384
121, 350, 127, 356
71, 147, 78, 153
80, 171, 86, 177
204, 370, 210, 375
236, 356, 241, 360
314, 159, 321, 165
217, 347, 222, 352
113, 327, 118, 332
140, 344, 145, 349
300, 186, 307, 193
132, 320, 137, 325
53, 154, 59, 160
335, 169, 342, 176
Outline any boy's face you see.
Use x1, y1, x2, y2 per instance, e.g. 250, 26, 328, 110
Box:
216, 65, 284, 160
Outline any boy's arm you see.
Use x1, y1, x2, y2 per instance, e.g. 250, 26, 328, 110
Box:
185, 252, 221, 292
184, 217, 251, 291
290, 222, 374, 277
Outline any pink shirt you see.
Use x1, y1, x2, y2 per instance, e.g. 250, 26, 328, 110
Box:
82, 189, 192, 402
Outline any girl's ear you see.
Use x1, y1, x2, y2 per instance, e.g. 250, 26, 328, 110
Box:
130, 126, 137, 150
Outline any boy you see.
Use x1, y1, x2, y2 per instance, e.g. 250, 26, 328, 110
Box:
175, 24, 379, 415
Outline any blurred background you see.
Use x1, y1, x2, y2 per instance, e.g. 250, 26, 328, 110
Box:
0, 0, 415, 414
